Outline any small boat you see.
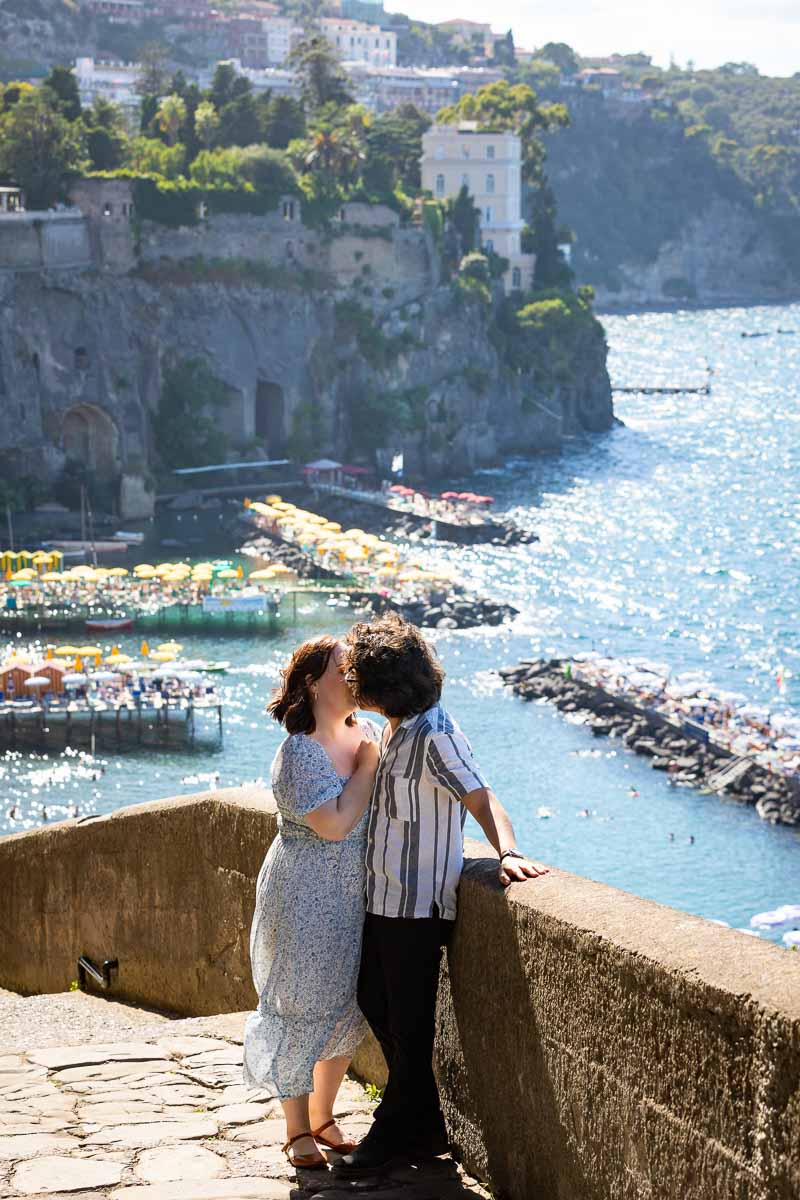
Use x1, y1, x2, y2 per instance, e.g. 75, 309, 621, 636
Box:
112, 531, 145, 544
204, 661, 230, 674
536, 806, 554, 819
85, 617, 134, 634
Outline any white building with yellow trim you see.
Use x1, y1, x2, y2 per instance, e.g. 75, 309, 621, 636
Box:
421, 122, 535, 292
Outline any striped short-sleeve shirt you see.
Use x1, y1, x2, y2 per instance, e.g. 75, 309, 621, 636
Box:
365, 703, 489, 921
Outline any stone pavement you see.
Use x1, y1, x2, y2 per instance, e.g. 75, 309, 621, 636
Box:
0, 1005, 490, 1200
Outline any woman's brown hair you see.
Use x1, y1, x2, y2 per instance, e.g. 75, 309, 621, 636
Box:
267, 635, 355, 734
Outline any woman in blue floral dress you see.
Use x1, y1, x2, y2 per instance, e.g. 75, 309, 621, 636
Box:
243, 635, 380, 1170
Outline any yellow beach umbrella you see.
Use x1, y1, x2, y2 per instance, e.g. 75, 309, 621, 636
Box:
268, 564, 295, 577
105, 651, 132, 665
249, 568, 275, 580
78, 645, 102, 657
135, 566, 156, 579
272, 502, 295, 512
140, 640, 150, 657
266, 494, 282, 504
157, 642, 183, 653
217, 568, 238, 579
322, 522, 342, 532
149, 649, 177, 663
108, 567, 129, 577
133, 563, 155, 576
55, 645, 80, 657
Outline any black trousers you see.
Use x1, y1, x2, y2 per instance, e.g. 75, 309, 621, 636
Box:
357, 911, 454, 1146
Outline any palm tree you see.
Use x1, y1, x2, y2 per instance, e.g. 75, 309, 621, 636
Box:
156, 93, 187, 147
303, 128, 364, 188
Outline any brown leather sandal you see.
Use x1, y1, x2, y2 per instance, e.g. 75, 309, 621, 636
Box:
282, 1131, 327, 1170
312, 1118, 359, 1157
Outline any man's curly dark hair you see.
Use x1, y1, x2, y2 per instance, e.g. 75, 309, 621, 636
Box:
344, 612, 445, 718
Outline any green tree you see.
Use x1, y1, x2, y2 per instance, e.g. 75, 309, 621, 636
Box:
194, 99, 219, 148
83, 96, 127, 171
437, 80, 569, 183
300, 125, 364, 191
493, 29, 515, 68
42, 65, 82, 121
260, 94, 306, 149
153, 359, 229, 472
209, 62, 239, 111
0, 88, 86, 208
529, 182, 573, 289
156, 93, 187, 146
0, 81, 35, 112
365, 103, 431, 192
238, 144, 297, 194
535, 42, 580, 75
136, 42, 171, 97
289, 33, 354, 112
447, 184, 480, 253
216, 92, 261, 147
125, 135, 185, 179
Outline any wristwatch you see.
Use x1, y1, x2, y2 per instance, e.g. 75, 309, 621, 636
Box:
500, 848, 526, 862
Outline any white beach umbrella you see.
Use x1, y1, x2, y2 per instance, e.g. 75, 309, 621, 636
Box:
24, 676, 50, 688
62, 673, 88, 686
782, 931, 800, 947
89, 670, 121, 683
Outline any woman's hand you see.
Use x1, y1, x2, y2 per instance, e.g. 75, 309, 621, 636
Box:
355, 738, 380, 775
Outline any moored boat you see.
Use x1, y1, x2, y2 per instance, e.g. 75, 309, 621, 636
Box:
85, 617, 134, 633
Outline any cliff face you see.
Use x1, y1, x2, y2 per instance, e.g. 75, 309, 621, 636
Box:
590, 195, 795, 310
545, 93, 800, 309
0, 202, 612, 517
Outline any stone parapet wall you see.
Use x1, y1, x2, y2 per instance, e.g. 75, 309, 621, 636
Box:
137, 209, 437, 306
2, 789, 796, 1198
0, 213, 91, 271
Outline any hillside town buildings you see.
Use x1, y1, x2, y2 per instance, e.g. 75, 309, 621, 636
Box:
318, 17, 397, 67
421, 123, 535, 292
73, 57, 142, 120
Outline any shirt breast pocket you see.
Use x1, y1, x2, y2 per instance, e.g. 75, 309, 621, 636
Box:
384, 771, 414, 822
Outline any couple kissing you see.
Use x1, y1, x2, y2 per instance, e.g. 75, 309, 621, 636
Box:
243, 612, 548, 1175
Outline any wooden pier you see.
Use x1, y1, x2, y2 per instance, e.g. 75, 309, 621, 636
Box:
611, 384, 711, 395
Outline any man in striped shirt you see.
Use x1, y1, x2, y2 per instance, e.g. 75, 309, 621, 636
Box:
337, 613, 548, 1174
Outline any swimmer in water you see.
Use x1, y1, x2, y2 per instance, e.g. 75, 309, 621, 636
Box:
688, 835, 695, 845
668, 832, 674, 841
41, 806, 48, 821
7, 805, 18, 821
628, 787, 640, 798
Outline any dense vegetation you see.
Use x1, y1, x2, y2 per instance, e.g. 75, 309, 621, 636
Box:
521, 54, 800, 288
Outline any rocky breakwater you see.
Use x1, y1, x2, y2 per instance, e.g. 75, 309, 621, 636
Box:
500, 658, 800, 827
367, 589, 517, 631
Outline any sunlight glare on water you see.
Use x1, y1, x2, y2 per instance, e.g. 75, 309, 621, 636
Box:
1, 303, 799, 942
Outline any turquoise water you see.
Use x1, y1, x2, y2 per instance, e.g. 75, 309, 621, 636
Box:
2, 302, 799, 941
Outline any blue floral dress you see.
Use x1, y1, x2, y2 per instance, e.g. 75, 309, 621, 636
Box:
243, 719, 380, 1099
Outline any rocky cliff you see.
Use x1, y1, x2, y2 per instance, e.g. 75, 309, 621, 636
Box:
0, 194, 613, 517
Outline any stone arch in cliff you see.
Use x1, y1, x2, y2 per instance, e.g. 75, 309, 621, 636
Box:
254, 380, 286, 457
62, 404, 120, 480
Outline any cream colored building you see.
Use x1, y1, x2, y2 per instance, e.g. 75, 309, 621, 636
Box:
73, 58, 142, 122
421, 123, 535, 292
319, 17, 397, 67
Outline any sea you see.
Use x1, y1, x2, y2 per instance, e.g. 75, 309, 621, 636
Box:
2, 301, 799, 942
